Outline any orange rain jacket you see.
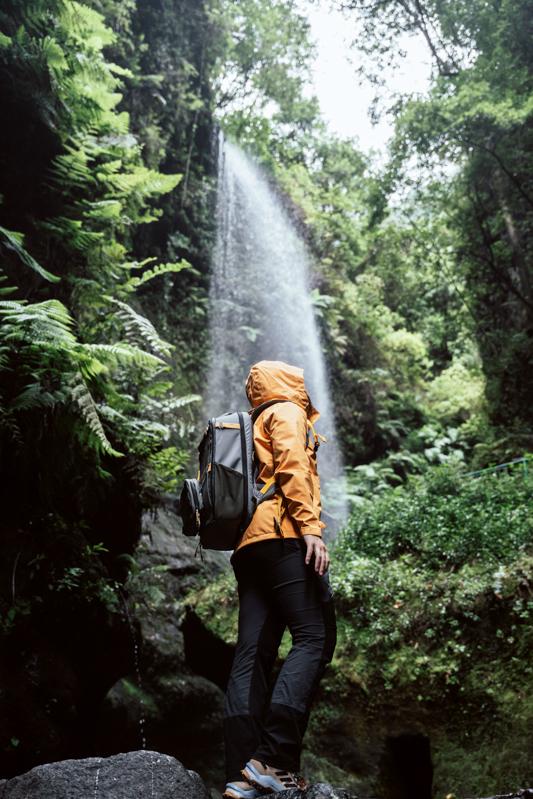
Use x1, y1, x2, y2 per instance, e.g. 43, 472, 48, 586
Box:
235, 360, 326, 553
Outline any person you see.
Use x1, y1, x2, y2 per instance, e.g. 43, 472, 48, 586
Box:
223, 360, 337, 799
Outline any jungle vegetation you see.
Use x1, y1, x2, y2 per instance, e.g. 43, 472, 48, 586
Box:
0, 0, 532, 793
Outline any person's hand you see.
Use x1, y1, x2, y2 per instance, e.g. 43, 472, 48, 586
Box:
303, 534, 329, 575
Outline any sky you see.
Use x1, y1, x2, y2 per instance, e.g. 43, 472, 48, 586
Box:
301, 1, 432, 154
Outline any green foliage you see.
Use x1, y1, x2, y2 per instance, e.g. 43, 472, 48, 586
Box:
0, 0, 197, 518
0, 226, 59, 283
214, 0, 321, 164
340, 0, 533, 432
337, 463, 533, 568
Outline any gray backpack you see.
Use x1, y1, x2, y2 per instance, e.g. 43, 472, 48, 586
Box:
178, 400, 288, 550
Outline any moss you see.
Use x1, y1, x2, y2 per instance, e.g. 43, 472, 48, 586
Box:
121, 678, 159, 714
188, 570, 239, 644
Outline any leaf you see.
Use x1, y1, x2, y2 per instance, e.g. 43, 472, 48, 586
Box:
125, 260, 192, 290
106, 298, 174, 358
68, 373, 123, 458
79, 342, 165, 371
0, 227, 60, 283
11, 383, 60, 411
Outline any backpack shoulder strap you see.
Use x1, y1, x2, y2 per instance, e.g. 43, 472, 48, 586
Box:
249, 398, 290, 423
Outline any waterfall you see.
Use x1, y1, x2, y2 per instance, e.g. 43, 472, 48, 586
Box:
206, 134, 347, 533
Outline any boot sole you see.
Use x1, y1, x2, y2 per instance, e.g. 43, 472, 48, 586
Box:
241, 766, 279, 794
241, 764, 298, 794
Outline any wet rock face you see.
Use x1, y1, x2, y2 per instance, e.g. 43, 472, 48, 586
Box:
0, 750, 209, 799
97, 510, 229, 787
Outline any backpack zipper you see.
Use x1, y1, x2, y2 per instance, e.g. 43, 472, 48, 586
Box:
237, 412, 249, 530
208, 418, 215, 511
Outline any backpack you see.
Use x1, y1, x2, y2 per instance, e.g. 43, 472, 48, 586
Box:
178, 399, 288, 551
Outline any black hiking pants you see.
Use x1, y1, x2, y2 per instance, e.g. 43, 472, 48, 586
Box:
224, 538, 337, 782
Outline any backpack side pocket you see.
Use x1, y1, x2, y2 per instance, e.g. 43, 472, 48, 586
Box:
179, 478, 203, 537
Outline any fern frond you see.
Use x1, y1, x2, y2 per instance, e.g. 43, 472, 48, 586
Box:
120, 257, 157, 272
51, 142, 94, 189
41, 217, 102, 251
82, 199, 123, 221
0, 226, 60, 283
99, 404, 170, 440
106, 298, 173, 358
104, 166, 181, 198
141, 394, 201, 415
79, 342, 165, 372
68, 372, 123, 457
0, 299, 76, 346
125, 259, 191, 291
11, 382, 62, 411
0, 270, 17, 296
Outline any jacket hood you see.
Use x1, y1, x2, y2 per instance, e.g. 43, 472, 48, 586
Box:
245, 360, 320, 423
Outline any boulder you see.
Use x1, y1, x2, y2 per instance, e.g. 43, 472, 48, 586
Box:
0, 750, 209, 799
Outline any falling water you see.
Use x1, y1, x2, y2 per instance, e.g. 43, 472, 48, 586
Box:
119, 590, 148, 750
206, 134, 347, 532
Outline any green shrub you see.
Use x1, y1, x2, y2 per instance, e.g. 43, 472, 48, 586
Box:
336, 463, 533, 569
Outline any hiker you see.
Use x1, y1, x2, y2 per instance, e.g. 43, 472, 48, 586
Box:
223, 360, 337, 799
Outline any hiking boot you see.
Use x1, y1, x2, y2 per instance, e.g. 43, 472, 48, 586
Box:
241, 759, 308, 793
223, 780, 260, 798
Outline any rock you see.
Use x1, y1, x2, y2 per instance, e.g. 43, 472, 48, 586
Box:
274, 784, 358, 798
0, 749, 529, 799
0, 750, 209, 799
465, 793, 533, 799
96, 510, 228, 789
137, 508, 227, 597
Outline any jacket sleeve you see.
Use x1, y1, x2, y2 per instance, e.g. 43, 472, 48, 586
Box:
265, 402, 322, 537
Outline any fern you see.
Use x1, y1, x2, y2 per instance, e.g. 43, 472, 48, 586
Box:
0, 226, 60, 283
0, 0, 196, 501
141, 394, 201, 415
106, 297, 174, 358
10, 383, 63, 411
41, 217, 103, 252
0, 270, 17, 296
68, 373, 123, 458
0, 298, 76, 345
79, 343, 165, 373
124, 260, 192, 291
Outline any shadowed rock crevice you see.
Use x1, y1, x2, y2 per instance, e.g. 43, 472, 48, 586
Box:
379, 734, 433, 799
182, 608, 235, 691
